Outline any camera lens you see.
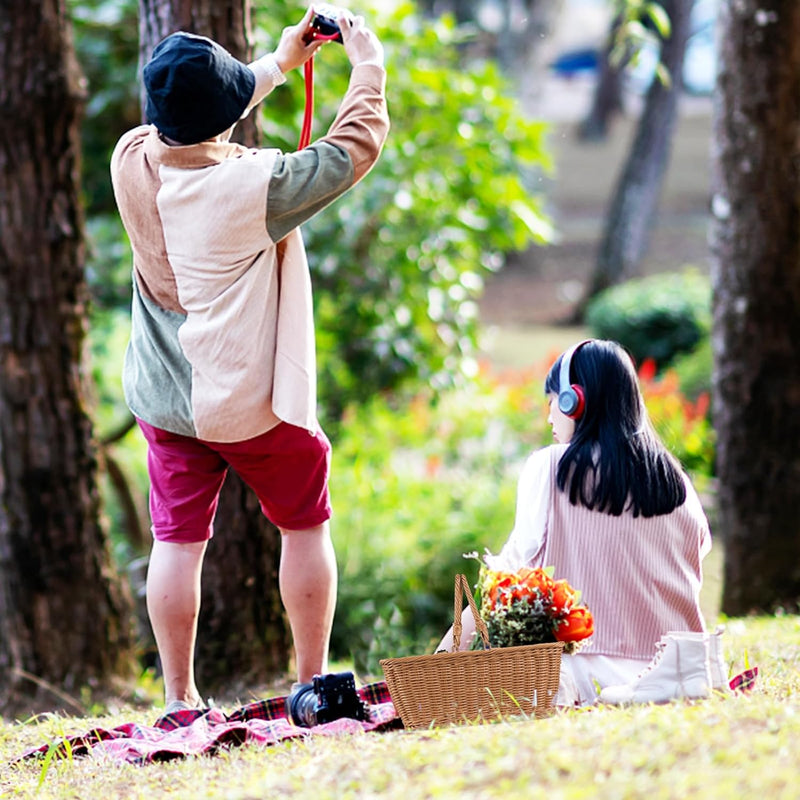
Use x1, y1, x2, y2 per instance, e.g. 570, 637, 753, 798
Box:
286, 672, 369, 728
287, 683, 318, 727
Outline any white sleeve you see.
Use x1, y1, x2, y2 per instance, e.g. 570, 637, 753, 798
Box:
484, 448, 552, 571
683, 471, 712, 559
243, 54, 286, 117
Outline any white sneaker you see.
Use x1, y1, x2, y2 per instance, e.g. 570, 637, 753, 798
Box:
665, 625, 729, 692
599, 634, 712, 705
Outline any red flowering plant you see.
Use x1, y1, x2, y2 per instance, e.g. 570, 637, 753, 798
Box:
476, 564, 594, 654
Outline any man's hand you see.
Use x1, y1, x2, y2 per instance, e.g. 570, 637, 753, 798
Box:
274, 7, 325, 73
339, 13, 384, 68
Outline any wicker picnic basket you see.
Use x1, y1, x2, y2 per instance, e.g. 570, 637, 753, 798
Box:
380, 574, 563, 729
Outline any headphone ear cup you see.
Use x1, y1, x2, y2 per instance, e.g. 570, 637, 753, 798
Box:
558, 384, 585, 420
558, 387, 578, 417
568, 384, 585, 419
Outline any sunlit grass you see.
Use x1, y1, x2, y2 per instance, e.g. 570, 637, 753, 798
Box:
2, 615, 797, 799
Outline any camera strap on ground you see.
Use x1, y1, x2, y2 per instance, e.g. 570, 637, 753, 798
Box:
299, 30, 341, 149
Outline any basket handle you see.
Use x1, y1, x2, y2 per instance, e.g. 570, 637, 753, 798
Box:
452, 573, 491, 651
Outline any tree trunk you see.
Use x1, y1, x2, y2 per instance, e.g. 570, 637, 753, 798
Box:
0, 0, 134, 712
578, 11, 626, 142
137, 0, 291, 691
710, 0, 800, 615
587, 0, 693, 300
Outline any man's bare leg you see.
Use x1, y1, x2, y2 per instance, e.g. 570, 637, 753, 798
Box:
278, 522, 337, 682
146, 539, 207, 706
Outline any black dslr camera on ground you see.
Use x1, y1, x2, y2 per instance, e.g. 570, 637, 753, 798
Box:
287, 671, 370, 727
309, 4, 347, 43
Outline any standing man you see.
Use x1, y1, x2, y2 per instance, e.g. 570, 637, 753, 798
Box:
110, 7, 389, 720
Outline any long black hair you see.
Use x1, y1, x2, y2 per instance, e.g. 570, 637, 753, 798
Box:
544, 339, 687, 517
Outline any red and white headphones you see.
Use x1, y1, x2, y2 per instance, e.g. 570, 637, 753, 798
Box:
557, 340, 591, 420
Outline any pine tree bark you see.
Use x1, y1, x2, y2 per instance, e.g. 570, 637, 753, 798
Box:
0, 0, 134, 712
137, 0, 291, 691
587, 0, 693, 299
710, 0, 800, 614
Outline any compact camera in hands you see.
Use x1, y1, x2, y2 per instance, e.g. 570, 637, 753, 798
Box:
309, 4, 348, 43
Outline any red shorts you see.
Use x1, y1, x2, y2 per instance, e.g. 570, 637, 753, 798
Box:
137, 419, 332, 543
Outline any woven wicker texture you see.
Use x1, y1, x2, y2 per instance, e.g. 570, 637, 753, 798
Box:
381, 575, 563, 729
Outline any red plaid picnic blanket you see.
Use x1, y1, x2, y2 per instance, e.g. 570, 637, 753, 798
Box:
17, 669, 760, 765
19, 681, 400, 765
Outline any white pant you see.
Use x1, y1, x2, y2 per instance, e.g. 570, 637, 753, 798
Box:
557, 653, 650, 707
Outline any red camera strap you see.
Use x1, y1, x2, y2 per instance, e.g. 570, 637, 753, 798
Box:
299, 31, 341, 149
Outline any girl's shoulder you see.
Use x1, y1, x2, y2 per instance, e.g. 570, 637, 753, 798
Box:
521, 443, 569, 476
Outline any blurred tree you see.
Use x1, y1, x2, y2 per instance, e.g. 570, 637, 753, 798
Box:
416, 0, 554, 72
0, 0, 134, 712
578, 1, 672, 142
578, 8, 626, 142
710, 1, 800, 614
583, 0, 691, 302
136, 0, 292, 694
417, 0, 480, 22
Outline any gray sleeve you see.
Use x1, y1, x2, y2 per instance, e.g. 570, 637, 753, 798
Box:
266, 142, 355, 242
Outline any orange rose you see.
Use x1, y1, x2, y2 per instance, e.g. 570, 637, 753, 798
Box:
554, 605, 594, 643
551, 579, 578, 615
509, 584, 529, 602
488, 573, 513, 606
519, 567, 554, 595
515, 567, 538, 584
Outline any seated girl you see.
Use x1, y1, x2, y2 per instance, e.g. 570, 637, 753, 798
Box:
438, 339, 716, 706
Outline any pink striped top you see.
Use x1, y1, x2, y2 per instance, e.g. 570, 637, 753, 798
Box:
490, 444, 711, 660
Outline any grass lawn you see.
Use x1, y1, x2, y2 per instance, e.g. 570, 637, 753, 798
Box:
2, 613, 798, 799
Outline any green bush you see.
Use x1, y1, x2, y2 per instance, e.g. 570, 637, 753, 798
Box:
585, 269, 711, 369
637, 361, 715, 478
329, 369, 552, 675
671, 335, 713, 400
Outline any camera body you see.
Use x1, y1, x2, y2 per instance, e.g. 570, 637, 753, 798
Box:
313, 671, 369, 723
310, 4, 346, 44
288, 670, 369, 727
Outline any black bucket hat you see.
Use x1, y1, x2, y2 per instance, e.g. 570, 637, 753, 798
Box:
143, 32, 255, 145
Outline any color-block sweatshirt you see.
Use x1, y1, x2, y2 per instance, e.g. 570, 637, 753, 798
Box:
110, 62, 389, 443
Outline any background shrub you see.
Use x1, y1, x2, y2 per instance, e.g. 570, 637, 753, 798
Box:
585, 269, 711, 369
637, 360, 715, 477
